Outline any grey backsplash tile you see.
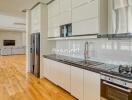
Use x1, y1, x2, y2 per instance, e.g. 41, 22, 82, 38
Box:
54, 39, 132, 65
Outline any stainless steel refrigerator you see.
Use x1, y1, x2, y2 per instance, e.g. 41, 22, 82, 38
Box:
31, 33, 40, 77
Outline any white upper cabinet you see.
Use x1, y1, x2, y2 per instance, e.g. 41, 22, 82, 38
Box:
59, 0, 72, 25
48, 0, 59, 18
48, 0, 60, 37
72, 0, 91, 8
84, 70, 100, 100
31, 5, 41, 33
72, 0, 108, 36
59, 0, 71, 13
72, 0, 98, 23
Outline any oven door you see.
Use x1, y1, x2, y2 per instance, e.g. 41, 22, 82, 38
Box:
101, 80, 132, 100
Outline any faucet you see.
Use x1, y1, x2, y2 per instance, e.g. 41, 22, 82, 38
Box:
84, 41, 89, 62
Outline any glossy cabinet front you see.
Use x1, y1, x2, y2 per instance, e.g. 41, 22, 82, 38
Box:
43, 58, 101, 100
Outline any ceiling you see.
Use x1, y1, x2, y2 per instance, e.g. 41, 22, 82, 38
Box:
0, 0, 51, 31
0, 0, 51, 18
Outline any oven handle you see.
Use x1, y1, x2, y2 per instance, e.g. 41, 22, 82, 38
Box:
103, 81, 131, 93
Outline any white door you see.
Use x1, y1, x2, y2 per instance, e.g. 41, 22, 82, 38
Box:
56, 62, 71, 92
71, 66, 84, 100
84, 70, 100, 100
43, 58, 50, 79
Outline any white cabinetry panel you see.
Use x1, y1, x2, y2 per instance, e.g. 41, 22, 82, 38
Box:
71, 66, 84, 100
72, 0, 98, 23
43, 58, 70, 92
59, 12, 71, 25
84, 70, 100, 100
60, 0, 71, 13
72, 0, 108, 36
72, 0, 90, 8
59, 0, 72, 25
31, 5, 41, 33
73, 18, 99, 35
48, 0, 59, 18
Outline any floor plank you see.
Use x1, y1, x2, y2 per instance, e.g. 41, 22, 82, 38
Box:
0, 55, 76, 100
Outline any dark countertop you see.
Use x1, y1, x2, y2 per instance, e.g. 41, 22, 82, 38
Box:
43, 54, 132, 82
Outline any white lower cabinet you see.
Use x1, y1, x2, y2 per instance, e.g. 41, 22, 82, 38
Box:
43, 58, 101, 100
43, 58, 70, 92
43, 58, 57, 84
56, 62, 71, 92
71, 66, 84, 100
43, 58, 50, 79
84, 70, 100, 100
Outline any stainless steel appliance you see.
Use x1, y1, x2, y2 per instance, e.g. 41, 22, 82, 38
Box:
101, 65, 132, 100
31, 33, 40, 77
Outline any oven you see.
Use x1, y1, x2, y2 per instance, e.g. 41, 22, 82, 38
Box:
101, 73, 132, 100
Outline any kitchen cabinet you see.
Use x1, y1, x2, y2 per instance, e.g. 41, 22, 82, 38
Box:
31, 5, 41, 33
48, 0, 60, 38
43, 58, 71, 92
43, 58, 58, 84
56, 62, 71, 92
72, 18, 99, 35
48, 16, 60, 37
72, 0, 91, 8
43, 58, 50, 79
59, 0, 72, 25
48, 0, 72, 37
43, 58, 101, 100
71, 66, 84, 100
59, 11, 71, 26
59, 0, 71, 13
84, 70, 100, 100
72, 0, 108, 36
48, 0, 59, 18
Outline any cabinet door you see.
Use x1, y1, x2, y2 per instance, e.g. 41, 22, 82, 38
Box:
59, 0, 72, 25
72, 0, 93, 8
72, 18, 99, 35
84, 70, 100, 100
60, 12, 72, 25
48, 0, 59, 18
71, 67, 84, 100
43, 58, 50, 79
31, 5, 41, 33
48, 27, 60, 37
56, 62, 71, 92
60, 0, 71, 13
72, 0, 98, 23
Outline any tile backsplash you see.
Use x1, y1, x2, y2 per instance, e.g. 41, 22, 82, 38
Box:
52, 38, 132, 65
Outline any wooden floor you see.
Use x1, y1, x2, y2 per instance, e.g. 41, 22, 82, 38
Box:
0, 55, 76, 100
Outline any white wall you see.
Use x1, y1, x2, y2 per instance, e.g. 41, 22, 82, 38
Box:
0, 31, 26, 48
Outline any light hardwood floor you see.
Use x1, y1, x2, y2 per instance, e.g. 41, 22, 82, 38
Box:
0, 55, 76, 100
